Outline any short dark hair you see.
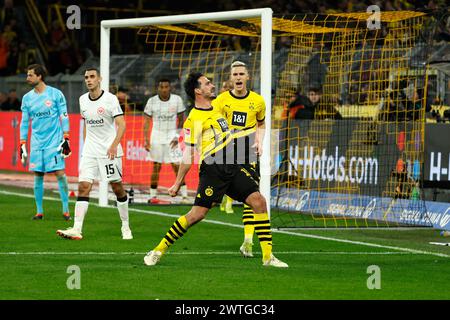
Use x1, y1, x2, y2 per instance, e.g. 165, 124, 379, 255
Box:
27, 64, 47, 81
308, 86, 322, 94
85, 67, 100, 76
158, 78, 171, 85
184, 72, 203, 101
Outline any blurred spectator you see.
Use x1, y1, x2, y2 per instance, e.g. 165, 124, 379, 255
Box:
7, 17, 19, 37
0, 32, 8, 76
6, 39, 18, 74
16, 42, 36, 74
381, 88, 405, 121
116, 87, 133, 113
392, 159, 414, 199
6, 89, 21, 111
44, 20, 83, 75
59, 39, 75, 73
0, 91, 9, 110
287, 87, 322, 119
0, 0, 16, 28
16, 41, 28, 73
2, 23, 16, 45
47, 20, 65, 74
275, 36, 293, 50
303, 46, 328, 91
49, 20, 64, 48
406, 87, 426, 121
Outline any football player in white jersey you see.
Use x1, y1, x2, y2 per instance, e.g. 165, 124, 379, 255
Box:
56, 68, 133, 240
143, 78, 187, 203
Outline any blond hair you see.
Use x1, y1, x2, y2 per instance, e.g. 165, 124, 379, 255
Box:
231, 61, 247, 68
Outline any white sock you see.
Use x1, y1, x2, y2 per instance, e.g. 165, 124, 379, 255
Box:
73, 201, 89, 233
117, 197, 129, 229
244, 235, 253, 243
150, 188, 157, 197
180, 185, 188, 197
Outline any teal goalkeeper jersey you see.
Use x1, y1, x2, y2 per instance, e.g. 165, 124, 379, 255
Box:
20, 85, 70, 151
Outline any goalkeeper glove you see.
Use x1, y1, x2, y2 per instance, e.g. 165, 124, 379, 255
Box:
58, 135, 72, 158
19, 140, 27, 165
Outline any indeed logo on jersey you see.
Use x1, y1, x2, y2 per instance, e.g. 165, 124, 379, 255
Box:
157, 114, 176, 120
86, 118, 105, 126
34, 110, 51, 118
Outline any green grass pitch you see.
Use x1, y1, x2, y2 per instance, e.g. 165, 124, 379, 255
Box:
0, 184, 449, 300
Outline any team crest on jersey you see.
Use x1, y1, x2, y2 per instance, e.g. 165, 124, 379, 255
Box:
30, 163, 36, 169
205, 186, 214, 197
169, 106, 176, 113
97, 107, 105, 115
45, 100, 52, 107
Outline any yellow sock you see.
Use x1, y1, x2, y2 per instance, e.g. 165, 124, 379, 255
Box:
154, 215, 189, 254
242, 204, 254, 242
220, 196, 226, 211
253, 212, 272, 261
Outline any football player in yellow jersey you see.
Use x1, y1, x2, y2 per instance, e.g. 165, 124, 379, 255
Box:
213, 61, 266, 258
218, 79, 235, 214
144, 72, 288, 268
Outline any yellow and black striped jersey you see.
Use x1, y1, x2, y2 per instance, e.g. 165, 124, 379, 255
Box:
183, 106, 232, 162
213, 90, 265, 136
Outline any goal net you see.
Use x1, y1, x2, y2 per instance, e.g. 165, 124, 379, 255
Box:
271, 11, 430, 228
100, 9, 433, 228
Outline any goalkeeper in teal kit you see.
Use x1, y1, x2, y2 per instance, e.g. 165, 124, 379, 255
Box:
19, 64, 72, 220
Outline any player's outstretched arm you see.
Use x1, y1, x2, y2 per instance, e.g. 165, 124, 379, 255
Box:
168, 145, 195, 197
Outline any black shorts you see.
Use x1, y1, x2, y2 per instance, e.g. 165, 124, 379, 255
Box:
194, 163, 259, 209
241, 160, 260, 184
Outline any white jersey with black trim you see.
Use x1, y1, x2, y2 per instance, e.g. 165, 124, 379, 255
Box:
80, 90, 124, 158
143, 94, 185, 144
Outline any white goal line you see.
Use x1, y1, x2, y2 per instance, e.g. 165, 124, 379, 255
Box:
0, 251, 414, 256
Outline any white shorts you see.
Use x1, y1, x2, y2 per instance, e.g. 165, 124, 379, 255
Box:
79, 156, 123, 183
149, 143, 182, 164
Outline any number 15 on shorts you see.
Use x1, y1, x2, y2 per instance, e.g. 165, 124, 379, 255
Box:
100, 158, 122, 182
106, 163, 115, 175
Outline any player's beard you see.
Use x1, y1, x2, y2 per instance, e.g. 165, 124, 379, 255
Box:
209, 88, 217, 100
28, 80, 39, 87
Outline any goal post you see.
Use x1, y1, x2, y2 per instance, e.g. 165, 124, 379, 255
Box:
99, 8, 273, 208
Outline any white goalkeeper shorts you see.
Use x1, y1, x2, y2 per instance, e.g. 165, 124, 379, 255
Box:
79, 156, 123, 183
149, 143, 182, 164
